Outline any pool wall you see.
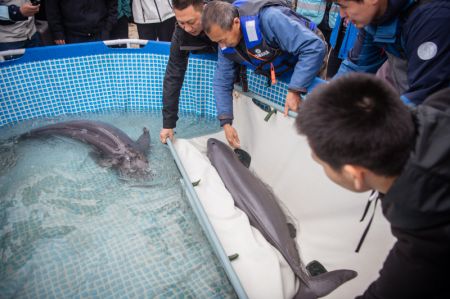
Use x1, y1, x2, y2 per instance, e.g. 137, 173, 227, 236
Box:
0, 40, 317, 127
0, 41, 325, 299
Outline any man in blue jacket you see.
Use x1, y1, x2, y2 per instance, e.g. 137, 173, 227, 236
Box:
202, 0, 326, 148
333, 0, 450, 105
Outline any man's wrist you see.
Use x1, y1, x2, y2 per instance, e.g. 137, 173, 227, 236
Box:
220, 119, 232, 127
287, 88, 307, 96
10, 5, 27, 21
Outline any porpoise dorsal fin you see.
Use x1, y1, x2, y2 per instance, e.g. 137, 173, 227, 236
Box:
136, 127, 150, 155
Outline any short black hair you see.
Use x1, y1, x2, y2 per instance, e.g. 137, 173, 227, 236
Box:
296, 73, 415, 176
202, 1, 239, 34
172, 0, 204, 10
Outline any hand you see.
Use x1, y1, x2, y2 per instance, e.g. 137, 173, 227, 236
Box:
223, 124, 240, 148
284, 91, 302, 116
160, 128, 174, 144
20, 3, 39, 17
55, 40, 66, 45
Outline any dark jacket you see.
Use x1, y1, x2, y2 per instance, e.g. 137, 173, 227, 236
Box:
338, 0, 450, 105
162, 24, 217, 129
358, 88, 450, 299
46, 0, 117, 40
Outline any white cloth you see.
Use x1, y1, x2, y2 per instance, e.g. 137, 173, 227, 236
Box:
174, 137, 298, 299
174, 92, 395, 298
132, 0, 174, 24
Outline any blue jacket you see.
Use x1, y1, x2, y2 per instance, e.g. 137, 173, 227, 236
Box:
329, 14, 358, 60
337, 0, 450, 105
214, 4, 326, 125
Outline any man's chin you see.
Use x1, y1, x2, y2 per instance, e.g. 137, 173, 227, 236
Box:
352, 21, 366, 29
188, 31, 200, 36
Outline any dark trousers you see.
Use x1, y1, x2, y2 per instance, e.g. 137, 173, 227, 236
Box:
35, 20, 54, 46
65, 32, 102, 44
110, 16, 129, 40
136, 16, 176, 42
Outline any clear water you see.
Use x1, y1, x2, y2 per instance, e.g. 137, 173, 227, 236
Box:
0, 112, 237, 299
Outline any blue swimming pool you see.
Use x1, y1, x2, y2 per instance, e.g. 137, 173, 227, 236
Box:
0, 40, 309, 298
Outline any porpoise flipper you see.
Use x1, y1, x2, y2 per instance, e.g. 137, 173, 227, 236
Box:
88, 151, 121, 169
234, 148, 251, 168
296, 269, 358, 299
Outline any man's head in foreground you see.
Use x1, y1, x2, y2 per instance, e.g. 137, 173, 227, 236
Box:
296, 73, 415, 193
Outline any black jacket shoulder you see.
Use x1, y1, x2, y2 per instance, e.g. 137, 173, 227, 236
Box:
162, 25, 217, 128
359, 88, 450, 299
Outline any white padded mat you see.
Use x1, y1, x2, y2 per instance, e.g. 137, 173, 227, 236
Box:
174, 92, 395, 298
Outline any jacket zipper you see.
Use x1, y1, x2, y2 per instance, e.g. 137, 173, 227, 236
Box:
140, 0, 146, 22
153, 0, 162, 22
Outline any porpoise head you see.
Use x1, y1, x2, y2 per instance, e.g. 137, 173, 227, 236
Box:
118, 151, 151, 179
207, 138, 235, 162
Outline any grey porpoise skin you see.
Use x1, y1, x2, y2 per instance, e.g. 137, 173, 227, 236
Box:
20, 120, 151, 178
207, 138, 357, 299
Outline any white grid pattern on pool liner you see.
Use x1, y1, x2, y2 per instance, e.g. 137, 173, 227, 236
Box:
1, 53, 289, 127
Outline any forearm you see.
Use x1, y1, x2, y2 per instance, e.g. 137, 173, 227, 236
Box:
357, 227, 450, 299
214, 52, 237, 126
0, 5, 28, 22
260, 6, 326, 90
162, 27, 190, 129
288, 39, 326, 90
162, 56, 189, 128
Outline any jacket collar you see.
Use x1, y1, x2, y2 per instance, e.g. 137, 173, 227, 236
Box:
372, 0, 411, 25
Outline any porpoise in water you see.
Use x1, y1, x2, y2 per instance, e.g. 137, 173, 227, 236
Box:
20, 120, 151, 179
207, 138, 357, 299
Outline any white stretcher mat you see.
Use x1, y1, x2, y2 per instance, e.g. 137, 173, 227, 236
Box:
174, 92, 395, 299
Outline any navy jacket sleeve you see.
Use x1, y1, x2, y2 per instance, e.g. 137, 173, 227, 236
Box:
213, 49, 238, 126
259, 6, 326, 91
400, 1, 450, 105
162, 26, 190, 129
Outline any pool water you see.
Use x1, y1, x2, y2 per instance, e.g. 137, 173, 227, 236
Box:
0, 112, 236, 298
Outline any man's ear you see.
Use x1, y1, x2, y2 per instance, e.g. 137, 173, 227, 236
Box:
342, 164, 367, 191
233, 17, 240, 27
368, 0, 381, 7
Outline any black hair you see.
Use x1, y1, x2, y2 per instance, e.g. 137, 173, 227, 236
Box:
202, 1, 239, 34
296, 73, 415, 176
172, 0, 204, 10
